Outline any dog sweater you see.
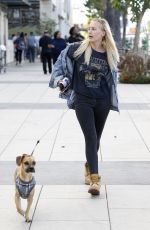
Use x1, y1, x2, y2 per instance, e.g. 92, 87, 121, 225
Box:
15, 176, 36, 199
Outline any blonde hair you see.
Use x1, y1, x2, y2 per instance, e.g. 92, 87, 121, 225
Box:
74, 18, 119, 70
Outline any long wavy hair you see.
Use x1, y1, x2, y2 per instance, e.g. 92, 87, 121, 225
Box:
74, 18, 119, 70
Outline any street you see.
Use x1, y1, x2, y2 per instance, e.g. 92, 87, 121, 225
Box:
1, 60, 150, 229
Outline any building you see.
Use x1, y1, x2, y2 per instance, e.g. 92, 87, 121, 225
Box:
71, 0, 87, 28
0, 0, 72, 63
6, 0, 39, 29
40, 0, 72, 37
0, 1, 33, 63
0, 2, 8, 45
1, 0, 72, 37
0, 1, 17, 63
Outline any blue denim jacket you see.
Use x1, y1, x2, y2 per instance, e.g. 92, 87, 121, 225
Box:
49, 43, 119, 112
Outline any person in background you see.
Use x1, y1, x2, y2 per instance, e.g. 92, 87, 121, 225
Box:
52, 31, 66, 64
12, 33, 18, 60
24, 33, 28, 60
27, 32, 37, 63
12, 33, 18, 43
67, 26, 84, 43
39, 30, 54, 74
13, 32, 25, 65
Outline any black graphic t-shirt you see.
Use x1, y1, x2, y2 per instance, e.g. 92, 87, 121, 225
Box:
73, 49, 110, 99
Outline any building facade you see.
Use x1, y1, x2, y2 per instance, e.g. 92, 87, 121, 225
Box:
71, 0, 87, 28
40, 0, 72, 37
0, 2, 12, 63
7, 0, 39, 29
3, 0, 72, 37
0, 3, 8, 45
0, 0, 72, 63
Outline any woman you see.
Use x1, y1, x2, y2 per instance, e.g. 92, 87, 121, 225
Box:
14, 32, 25, 65
49, 18, 119, 195
52, 31, 66, 64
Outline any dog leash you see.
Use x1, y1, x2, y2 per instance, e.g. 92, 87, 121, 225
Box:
31, 109, 69, 156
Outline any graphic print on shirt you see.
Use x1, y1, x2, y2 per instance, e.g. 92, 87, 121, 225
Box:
84, 56, 109, 89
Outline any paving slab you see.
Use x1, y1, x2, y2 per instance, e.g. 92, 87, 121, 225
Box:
107, 185, 150, 230
30, 221, 110, 230
110, 209, 150, 230
107, 185, 150, 208
32, 185, 108, 222
0, 185, 41, 229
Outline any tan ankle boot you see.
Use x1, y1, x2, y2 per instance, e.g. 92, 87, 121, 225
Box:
84, 162, 91, 185
88, 174, 101, 195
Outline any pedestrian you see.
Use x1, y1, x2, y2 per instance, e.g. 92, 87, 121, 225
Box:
52, 31, 66, 64
67, 26, 84, 43
27, 32, 37, 63
39, 30, 54, 74
24, 33, 28, 60
14, 32, 25, 65
49, 18, 119, 195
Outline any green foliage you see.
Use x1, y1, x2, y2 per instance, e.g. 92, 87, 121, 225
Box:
84, 0, 106, 18
37, 19, 56, 35
129, 0, 150, 22
9, 25, 39, 36
119, 75, 150, 84
112, 0, 150, 23
125, 38, 132, 49
142, 37, 148, 51
111, 0, 150, 51
111, 0, 129, 13
85, 0, 150, 23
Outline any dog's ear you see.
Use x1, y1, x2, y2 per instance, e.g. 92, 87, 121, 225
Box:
16, 154, 28, 166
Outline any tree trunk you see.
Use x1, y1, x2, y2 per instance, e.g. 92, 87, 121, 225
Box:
122, 12, 127, 48
103, 0, 121, 48
133, 12, 145, 52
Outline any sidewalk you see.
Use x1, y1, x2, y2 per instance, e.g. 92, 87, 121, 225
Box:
1, 61, 150, 230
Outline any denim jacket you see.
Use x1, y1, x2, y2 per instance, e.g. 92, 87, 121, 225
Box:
49, 43, 119, 112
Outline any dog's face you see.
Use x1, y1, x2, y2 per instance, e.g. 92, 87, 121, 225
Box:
16, 154, 36, 173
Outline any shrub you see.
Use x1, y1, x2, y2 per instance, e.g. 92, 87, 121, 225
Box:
146, 58, 150, 70
118, 53, 147, 83
119, 75, 150, 84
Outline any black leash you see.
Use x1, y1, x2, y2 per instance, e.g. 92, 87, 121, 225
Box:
30, 109, 69, 156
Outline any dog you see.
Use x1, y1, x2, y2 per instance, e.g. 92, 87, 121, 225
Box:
14, 154, 36, 222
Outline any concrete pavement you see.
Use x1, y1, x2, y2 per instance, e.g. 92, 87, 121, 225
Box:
1, 60, 150, 229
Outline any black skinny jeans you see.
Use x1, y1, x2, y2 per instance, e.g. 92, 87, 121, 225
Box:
75, 94, 110, 174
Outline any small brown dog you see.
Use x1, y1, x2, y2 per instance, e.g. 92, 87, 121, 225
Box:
14, 154, 36, 222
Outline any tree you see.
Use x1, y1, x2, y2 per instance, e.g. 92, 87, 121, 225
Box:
37, 19, 56, 35
84, 0, 106, 19
129, 0, 150, 52
112, 0, 150, 51
84, 0, 121, 46
111, 0, 130, 47
103, 0, 121, 47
